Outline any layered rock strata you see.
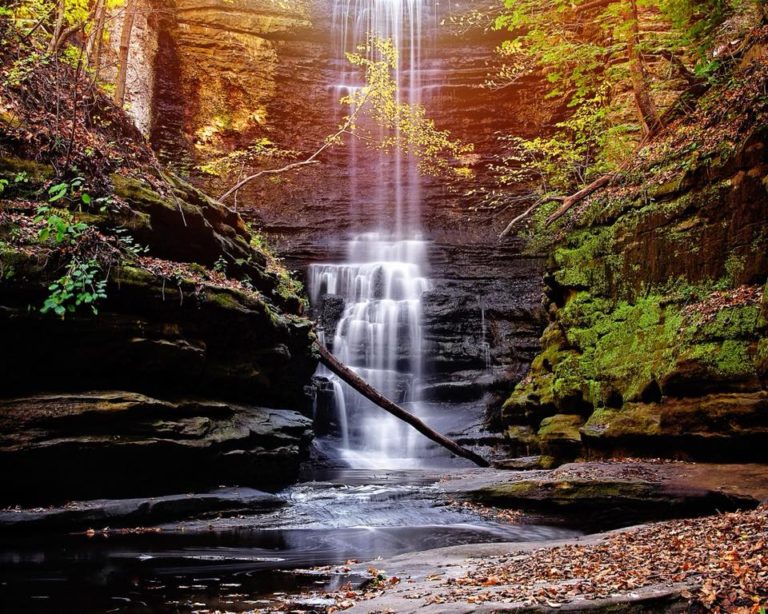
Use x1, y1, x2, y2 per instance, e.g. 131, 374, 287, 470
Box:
0, 153, 317, 502
141, 0, 558, 399
499, 44, 768, 462
0, 393, 311, 505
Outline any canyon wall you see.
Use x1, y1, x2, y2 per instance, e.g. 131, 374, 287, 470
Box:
135, 0, 560, 403
500, 43, 768, 463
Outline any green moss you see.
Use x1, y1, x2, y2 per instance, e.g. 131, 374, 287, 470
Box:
115, 265, 158, 290
680, 339, 756, 380
755, 338, 768, 379
582, 405, 661, 439
692, 304, 763, 341
552, 226, 615, 292
204, 289, 245, 311
112, 175, 176, 214
504, 425, 538, 446
538, 414, 583, 437
502, 283, 766, 435
551, 293, 683, 405
473, 479, 657, 508
0, 157, 53, 183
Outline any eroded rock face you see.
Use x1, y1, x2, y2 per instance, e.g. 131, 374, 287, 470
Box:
499, 55, 768, 462
141, 0, 556, 402
421, 241, 546, 396
150, 0, 315, 170
0, 152, 318, 502
0, 392, 313, 505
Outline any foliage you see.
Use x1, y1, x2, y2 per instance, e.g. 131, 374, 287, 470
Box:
113, 226, 147, 259
248, 228, 306, 305
485, 0, 755, 202
34, 205, 88, 245
212, 255, 228, 275
341, 37, 474, 177
197, 139, 298, 178
41, 256, 107, 317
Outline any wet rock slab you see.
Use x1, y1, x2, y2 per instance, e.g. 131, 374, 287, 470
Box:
0, 488, 284, 533
442, 461, 768, 529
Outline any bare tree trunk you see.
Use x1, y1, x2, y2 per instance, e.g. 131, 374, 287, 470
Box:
87, 0, 107, 74
114, 0, 137, 107
47, 0, 66, 53
315, 343, 490, 468
626, 0, 660, 135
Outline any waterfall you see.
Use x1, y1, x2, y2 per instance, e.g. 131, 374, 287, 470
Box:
480, 300, 492, 372
309, 0, 433, 469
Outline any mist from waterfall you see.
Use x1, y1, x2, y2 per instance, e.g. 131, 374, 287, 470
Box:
309, 0, 434, 469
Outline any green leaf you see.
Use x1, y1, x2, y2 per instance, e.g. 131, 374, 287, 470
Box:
48, 183, 68, 202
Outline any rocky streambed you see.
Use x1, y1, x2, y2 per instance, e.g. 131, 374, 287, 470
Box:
2, 461, 766, 613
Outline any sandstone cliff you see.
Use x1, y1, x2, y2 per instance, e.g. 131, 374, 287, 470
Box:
0, 35, 317, 504
499, 29, 768, 463
136, 0, 560, 402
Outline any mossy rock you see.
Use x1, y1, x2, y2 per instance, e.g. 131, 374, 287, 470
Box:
538, 414, 584, 440
472, 478, 657, 510
538, 413, 584, 459
581, 405, 662, 440
0, 157, 53, 184
662, 339, 761, 395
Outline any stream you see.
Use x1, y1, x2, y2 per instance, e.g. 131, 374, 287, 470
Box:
0, 467, 580, 613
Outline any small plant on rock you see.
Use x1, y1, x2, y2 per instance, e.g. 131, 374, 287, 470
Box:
41, 257, 107, 317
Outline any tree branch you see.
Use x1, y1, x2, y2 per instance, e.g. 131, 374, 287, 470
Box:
219, 89, 373, 203
498, 198, 541, 238
217, 159, 321, 203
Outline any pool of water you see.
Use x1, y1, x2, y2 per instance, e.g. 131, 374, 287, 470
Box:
0, 469, 580, 613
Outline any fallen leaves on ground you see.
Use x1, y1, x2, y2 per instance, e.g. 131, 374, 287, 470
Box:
681, 285, 763, 325
448, 499, 524, 524
320, 505, 767, 612
441, 505, 767, 611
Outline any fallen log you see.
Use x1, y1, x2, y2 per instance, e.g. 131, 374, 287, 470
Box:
315, 342, 490, 468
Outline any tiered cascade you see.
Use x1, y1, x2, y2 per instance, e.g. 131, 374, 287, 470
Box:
310, 0, 434, 468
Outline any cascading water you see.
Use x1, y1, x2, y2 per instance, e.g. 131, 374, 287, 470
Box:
309, 0, 434, 468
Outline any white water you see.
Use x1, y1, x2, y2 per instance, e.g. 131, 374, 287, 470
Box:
480, 299, 492, 372
310, 0, 434, 469
310, 234, 431, 468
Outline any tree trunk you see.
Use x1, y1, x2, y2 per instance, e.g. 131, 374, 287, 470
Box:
626, 0, 660, 135
315, 342, 490, 468
87, 0, 107, 74
114, 0, 137, 107
545, 173, 614, 226
48, 0, 66, 53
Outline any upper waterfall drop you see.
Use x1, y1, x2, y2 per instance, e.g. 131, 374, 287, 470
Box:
309, 0, 436, 469
331, 0, 429, 233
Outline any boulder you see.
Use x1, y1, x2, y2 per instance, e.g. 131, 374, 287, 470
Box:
467, 461, 767, 530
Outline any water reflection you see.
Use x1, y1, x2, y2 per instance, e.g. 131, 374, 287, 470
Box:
0, 471, 580, 613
